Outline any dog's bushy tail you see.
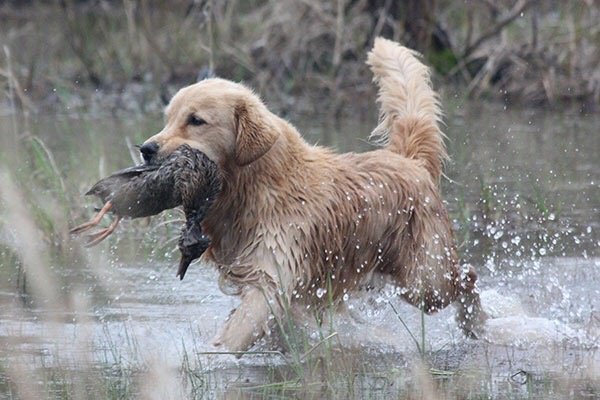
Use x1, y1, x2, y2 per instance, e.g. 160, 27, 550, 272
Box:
367, 37, 447, 182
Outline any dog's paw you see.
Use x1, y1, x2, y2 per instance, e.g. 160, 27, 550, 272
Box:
459, 310, 488, 340
211, 335, 244, 359
212, 322, 262, 354
211, 288, 273, 355
210, 334, 251, 355
456, 285, 488, 339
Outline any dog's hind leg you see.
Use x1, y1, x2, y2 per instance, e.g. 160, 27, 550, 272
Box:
454, 264, 487, 338
394, 261, 486, 337
384, 198, 486, 337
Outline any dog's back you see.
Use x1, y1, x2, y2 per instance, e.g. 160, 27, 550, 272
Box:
367, 38, 446, 183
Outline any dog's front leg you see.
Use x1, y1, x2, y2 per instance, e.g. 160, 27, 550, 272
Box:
212, 286, 275, 352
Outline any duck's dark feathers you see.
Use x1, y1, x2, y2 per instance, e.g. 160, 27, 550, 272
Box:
77, 145, 222, 279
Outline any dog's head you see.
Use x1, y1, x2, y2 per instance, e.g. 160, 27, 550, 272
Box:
141, 78, 279, 167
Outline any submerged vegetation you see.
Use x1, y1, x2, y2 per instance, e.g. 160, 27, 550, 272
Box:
0, 1, 598, 399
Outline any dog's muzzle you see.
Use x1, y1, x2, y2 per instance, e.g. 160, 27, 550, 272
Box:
139, 141, 159, 163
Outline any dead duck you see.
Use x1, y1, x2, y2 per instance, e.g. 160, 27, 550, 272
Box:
70, 145, 221, 279
169, 147, 221, 279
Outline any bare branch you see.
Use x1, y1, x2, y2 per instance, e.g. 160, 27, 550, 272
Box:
463, 0, 533, 58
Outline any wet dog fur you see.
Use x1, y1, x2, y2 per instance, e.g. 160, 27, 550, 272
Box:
142, 38, 486, 352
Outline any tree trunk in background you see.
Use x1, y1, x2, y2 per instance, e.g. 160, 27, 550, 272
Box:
402, 0, 436, 54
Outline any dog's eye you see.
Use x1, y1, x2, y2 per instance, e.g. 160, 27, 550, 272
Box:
187, 114, 207, 126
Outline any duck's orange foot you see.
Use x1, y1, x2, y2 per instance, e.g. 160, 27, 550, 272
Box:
83, 216, 122, 247
71, 201, 122, 246
70, 201, 113, 235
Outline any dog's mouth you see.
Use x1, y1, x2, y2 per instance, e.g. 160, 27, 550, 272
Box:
143, 153, 168, 166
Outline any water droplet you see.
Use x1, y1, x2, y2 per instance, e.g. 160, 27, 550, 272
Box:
316, 288, 326, 298
539, 248, 547, 256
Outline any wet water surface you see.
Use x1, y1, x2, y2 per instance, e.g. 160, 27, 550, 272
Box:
0, 101, 598, 398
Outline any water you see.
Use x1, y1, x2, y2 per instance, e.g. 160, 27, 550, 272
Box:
0, 102, 598, 398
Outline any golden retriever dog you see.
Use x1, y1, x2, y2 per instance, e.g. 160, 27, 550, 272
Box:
140, 38, 486, 352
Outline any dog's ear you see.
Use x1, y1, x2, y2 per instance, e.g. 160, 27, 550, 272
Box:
234, 102, 279, 166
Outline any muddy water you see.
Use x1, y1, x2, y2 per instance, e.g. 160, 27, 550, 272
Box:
0, 102, 599, 398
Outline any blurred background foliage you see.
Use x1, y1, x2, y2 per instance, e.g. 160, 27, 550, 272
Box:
0, 0, 598, 117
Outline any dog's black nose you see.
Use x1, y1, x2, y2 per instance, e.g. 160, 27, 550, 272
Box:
139, 142, 159, 163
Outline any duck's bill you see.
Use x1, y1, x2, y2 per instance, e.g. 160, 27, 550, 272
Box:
177, 256, 192, 280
